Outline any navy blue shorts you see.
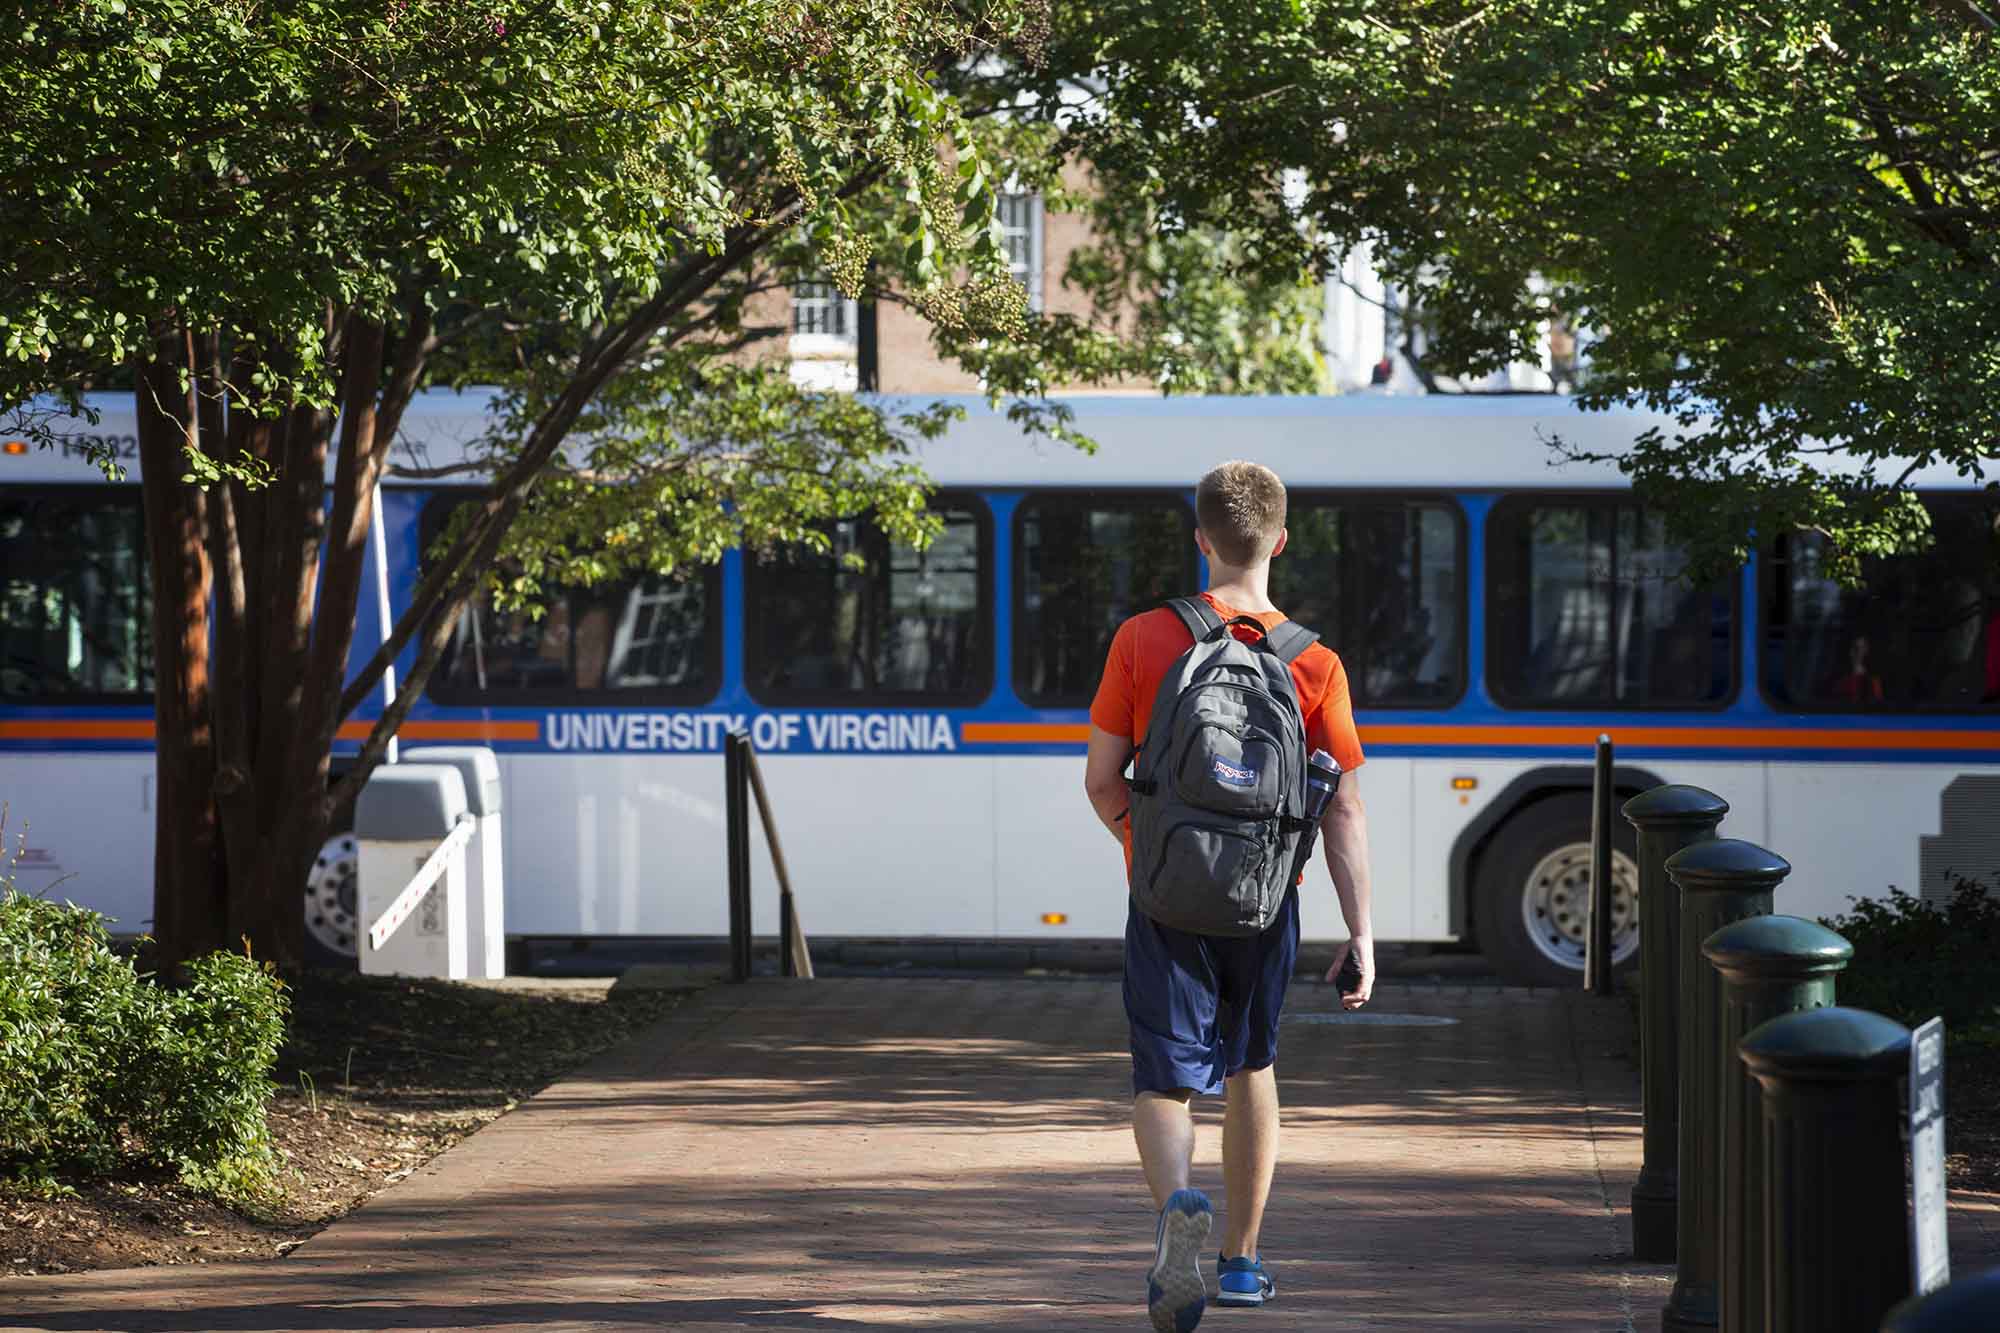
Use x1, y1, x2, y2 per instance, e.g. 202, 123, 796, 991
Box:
1123, 887, 1301, 1097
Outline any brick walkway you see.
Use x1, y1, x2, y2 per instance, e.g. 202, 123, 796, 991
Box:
3, 978, 1994, 1332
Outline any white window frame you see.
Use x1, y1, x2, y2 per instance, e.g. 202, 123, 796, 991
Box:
790, 278, 858, 359
996, 189, 1045, 313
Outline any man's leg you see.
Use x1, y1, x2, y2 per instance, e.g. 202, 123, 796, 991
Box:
1134, 1088, 1197, 1209
1125, 907, 1218, 1332
1220, 1063, 1279, 1258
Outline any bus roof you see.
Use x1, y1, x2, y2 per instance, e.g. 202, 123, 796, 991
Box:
3, 388, 1990, 491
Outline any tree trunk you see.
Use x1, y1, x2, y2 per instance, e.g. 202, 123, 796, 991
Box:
199, 328, 274, 957
135, 331, 225, 970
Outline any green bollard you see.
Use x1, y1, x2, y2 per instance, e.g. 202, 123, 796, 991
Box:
1881, 1267, 2000, 1330
1702, 915, 1852, 1333
1662, 837, 1788, 1330
1622, 784, 1730, 1263
1741, 1007, 1913, 1333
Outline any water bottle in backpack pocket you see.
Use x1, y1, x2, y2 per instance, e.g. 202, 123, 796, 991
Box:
1127, 597, 1321, 937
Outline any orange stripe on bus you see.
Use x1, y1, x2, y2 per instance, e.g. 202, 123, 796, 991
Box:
399, 720, 540, 741
959, 721, 1997, 752
3, 718, 1985, 752
3, 719, 539, 743
1361, 725, 1997, 751
961, 722, 1093, 743
0, 720, 157, 740
330, 720, 540, 742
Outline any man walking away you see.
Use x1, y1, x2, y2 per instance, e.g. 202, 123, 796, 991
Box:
1083, 460, 1375, 1332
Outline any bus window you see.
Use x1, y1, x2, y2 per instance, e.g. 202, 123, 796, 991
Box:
1765, 497, 2000, 713
745, 500, 990, 704
0, 488, 151, 699
1015, 495, 1195, 709
1268, 499, 1464, 707
1488, 499, 1735, 709
425, 500, 719, 704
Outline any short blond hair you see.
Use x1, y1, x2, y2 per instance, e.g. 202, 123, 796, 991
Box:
1196, 461, 1287, 567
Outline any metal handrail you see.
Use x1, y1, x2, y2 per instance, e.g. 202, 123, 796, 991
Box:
724, 731, 814, 980
741, 740, 814, 979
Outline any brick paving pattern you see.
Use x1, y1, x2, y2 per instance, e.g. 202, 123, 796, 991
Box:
3, 978, 1994, 1331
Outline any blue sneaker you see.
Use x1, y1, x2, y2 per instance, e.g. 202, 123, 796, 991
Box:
1216, 1255, 1275, 1307
1147, 1188, 1212, 1332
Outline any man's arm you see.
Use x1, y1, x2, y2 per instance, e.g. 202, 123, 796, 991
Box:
1084, 725, 1136, 843
1321, 771, 1375, 1008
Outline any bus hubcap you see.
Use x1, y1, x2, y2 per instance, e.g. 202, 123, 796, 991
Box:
305, 832, 360, 959
1519, 842, 1639, 971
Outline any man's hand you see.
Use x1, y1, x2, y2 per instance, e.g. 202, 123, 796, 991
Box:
1325, 936, 1376, 1009
1084, 725, 1138, 843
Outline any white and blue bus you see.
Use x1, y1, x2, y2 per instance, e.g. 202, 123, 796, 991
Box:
3, 393, 1995, 985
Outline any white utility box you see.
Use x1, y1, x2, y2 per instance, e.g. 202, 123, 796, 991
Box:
402, 746, 506, 978
355, 763, 469, 979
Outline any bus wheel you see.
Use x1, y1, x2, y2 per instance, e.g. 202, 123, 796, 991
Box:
304, 827, 361, 969
1473, 793, 1640, 989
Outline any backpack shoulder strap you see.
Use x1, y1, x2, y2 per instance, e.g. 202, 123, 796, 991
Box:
1263, 620, 1321, 665
1166, 596, 1225, 643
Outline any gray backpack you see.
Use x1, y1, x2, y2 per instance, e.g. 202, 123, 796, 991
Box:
1126, 597, 1320, 937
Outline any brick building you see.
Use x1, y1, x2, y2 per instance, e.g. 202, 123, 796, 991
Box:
740, 163, 1142, 395
745, 166, 1574, 397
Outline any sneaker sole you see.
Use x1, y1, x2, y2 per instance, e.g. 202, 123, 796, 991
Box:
1215, 1290, 1268, 1308
1148, 1190, 1212, 1333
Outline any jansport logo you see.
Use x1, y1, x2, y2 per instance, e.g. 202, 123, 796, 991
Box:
1212, 758, 1259, 788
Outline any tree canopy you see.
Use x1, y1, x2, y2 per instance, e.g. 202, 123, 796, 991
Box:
0, 0, 1332, 963
1035, 0, 2000, 578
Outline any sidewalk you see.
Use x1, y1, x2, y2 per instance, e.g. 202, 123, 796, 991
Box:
2, 978, 1993, 1332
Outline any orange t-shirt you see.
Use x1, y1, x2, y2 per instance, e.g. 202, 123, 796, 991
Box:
1089, 592, 1367, 861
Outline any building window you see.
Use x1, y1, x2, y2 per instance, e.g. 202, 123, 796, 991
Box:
0, 487, 152, 699
1487, 498, 1737, 709
790, 278, 857, 358
791, 279, 852, 339
745, 498, 992, 705
997, 191, 1044, 312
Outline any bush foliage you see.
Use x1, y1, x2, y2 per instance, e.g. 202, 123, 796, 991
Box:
1822, 880, 2000, 1040
0, 885, 289, 1196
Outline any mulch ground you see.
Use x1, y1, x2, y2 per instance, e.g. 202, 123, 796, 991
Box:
0, 971, 681, 1279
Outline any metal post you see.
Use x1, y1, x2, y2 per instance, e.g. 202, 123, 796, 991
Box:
779, 886, 796, 978
1882, 1268, 2000, 1331
1622, 784, 1731, 1262
1587, 734, 1615, 995
725, 732, 751, 983
1662, 837, 1789, 1331
1741, 1007, 1913, 1333
1701, 915, 1853, 1333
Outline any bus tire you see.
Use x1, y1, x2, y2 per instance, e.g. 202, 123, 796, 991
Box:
303, 811, 361, 970
1473, 792, 1640, 989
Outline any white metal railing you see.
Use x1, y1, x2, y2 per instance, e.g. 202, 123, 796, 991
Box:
365, 813, 475, 952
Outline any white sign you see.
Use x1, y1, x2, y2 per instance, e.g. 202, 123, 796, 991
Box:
1909, 1016, 1949, 1297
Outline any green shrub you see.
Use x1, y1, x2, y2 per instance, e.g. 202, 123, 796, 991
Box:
120, 949, 291, 1194
0, 892, 150, 1181
0, 881, 290, 1197
1821, 880, 2000, 1038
